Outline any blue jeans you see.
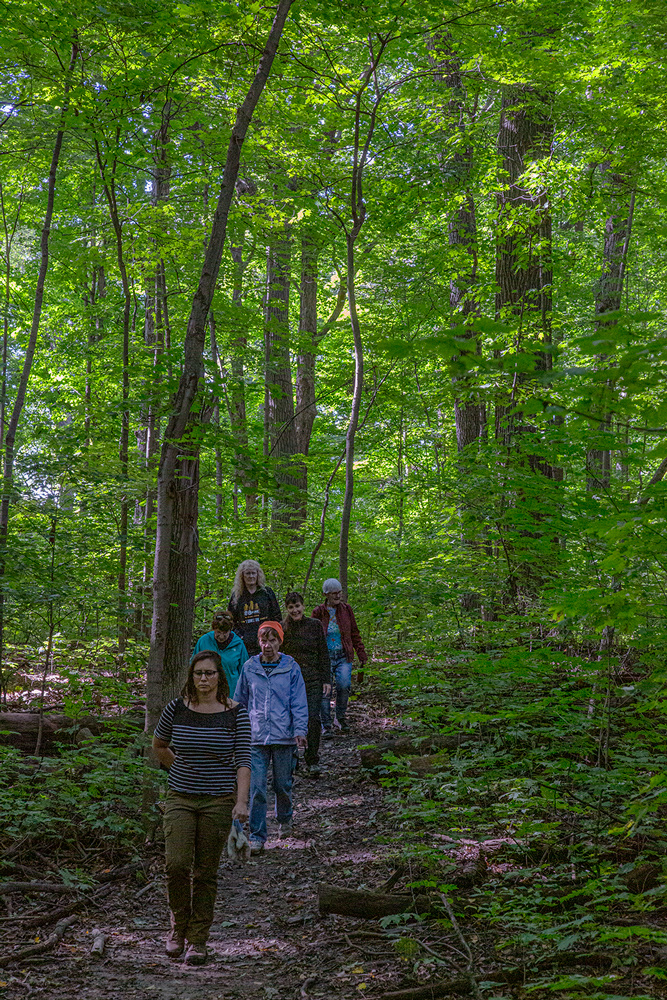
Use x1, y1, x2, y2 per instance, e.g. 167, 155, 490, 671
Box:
249, 745, 294, 844
321, 659, 352, 728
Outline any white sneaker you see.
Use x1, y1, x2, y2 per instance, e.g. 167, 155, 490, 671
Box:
249, 839, 264, 855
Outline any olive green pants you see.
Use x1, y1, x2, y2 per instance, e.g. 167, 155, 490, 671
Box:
163, 790, 234, 945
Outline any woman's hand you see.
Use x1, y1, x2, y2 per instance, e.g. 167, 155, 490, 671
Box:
232, 799, 249, 823
296, 735, 307, 749
323, 683, 332, 697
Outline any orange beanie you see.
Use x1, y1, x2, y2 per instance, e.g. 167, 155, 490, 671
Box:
258, 620, 284, 643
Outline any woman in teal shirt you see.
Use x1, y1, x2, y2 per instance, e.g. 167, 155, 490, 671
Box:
191, 610, 249, 692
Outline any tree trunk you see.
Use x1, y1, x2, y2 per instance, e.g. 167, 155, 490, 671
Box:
93, 138, 132, 656
264, 226, 299, 527
145, 0, 294, 731
161, 435, 201, 702
338, 233, 364, 595
0, 40, 78, 703
586, 175, 635, 491
427, 34, 483, 452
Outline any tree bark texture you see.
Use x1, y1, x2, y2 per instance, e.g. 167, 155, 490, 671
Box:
495, 86, 553, 449
291, 235, 318, 523
161, 437, 201, 703
264, 227, 300, 527
228, 243, 254, 514
145, 0, 294, 731
427, 33, 484, 452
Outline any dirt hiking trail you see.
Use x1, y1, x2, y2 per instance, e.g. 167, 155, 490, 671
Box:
1, 696, 433, 1000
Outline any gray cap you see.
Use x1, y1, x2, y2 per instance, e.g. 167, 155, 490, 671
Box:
323, 578, 343, 594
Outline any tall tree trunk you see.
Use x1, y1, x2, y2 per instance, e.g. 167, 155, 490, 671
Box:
93, 134, 132, 656
161, 427, 202, 703
0, 39, 78, 702
85, 264, 105, 448
495, 84, 553, 434
493, 85, 557, 594
339, 233, 364, 595
135, 104, 172, 636
427, 33, 483, 452
228, 238, 256, 514
337, 34, 393, 593
264, 226, 299, 527
292, 236, 318, 523
586, 175, 635, 491
145, 0, 294, 731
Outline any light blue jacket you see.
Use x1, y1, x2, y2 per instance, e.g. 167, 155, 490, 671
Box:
233, 653, 308, 746
191, 631, 248, 694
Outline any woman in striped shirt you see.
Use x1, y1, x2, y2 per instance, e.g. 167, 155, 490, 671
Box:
153, 650, 252, 965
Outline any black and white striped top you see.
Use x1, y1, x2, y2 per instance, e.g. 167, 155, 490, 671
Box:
154, 698, 252, 796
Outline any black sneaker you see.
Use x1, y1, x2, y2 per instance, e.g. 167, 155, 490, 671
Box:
322, 728, 334, 740
338, 720, 350, 733
308, 763, 321, 777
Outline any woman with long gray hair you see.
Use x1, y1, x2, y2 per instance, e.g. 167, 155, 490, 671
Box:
227, 559, 280, 656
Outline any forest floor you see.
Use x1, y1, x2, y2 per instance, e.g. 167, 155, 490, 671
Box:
0, 693, 439, 1000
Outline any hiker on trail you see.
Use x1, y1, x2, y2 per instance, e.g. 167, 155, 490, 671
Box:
313, 578, 368, 736
191, 609, 248, 694
233, 620, 308, 854
227, 559, 281, 657
280, 591, 331, 778
152, 649, 251, 966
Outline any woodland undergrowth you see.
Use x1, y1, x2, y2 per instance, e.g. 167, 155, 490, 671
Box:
370, 642, 667, 998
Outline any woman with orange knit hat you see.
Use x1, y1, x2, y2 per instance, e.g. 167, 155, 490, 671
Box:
233, 620, 308, 854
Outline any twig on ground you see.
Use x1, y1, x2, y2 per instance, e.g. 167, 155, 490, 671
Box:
300, 974, 318, 998
343, 931, 394, 958
0, 883, 113, 928
134, 880, 161, 900
383, 980, 472, 999
439, 894, 481, 1000
0, 914, 78, 968
418, 936, 467, 965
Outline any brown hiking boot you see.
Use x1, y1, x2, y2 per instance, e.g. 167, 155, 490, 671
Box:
185, 942, 207, 965
165, 929, 185, 959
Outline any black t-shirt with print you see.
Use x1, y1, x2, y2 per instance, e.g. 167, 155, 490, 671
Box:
228, 586, 280, 656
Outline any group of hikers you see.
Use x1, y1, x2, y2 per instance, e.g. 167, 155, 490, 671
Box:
152, 559, 368, 966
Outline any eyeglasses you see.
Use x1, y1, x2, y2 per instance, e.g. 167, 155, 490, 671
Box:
193, 670, 218, 678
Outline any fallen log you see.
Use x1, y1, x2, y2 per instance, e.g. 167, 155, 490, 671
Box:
0, 713, 99, 754
0, 913, 78, 968
0, 881, 81, 896
0, 710, 144, 754
317, 884, 433, 919
360, 733, 476, 771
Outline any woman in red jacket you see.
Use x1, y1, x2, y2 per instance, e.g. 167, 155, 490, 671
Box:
312, 578, 367, 735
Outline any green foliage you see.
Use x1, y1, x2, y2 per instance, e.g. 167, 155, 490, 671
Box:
375, 645, 667, 993
0, 734, 161, 848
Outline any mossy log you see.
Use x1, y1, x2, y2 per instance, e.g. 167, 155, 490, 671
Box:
317, 884, 433, 918
0, 710, 144, 754
359, 732, 476, 770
